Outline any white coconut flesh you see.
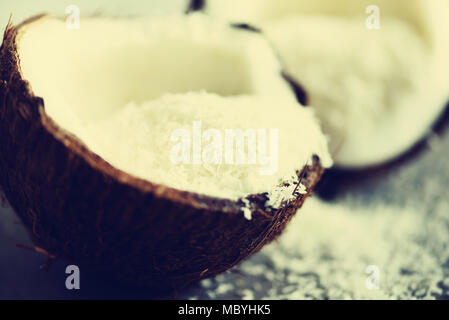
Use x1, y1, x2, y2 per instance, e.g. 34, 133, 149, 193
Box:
17, 14, 332, 203
204, 0, 449, 168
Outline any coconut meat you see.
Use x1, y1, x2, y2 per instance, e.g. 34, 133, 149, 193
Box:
265, 15, 446, 167
18, 14, 292, 127
17, 14, 331, 201
204, 0, 449, 167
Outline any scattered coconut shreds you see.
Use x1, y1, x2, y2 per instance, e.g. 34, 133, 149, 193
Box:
188, 197, 449, 300
266, 176, 299, 209
242, 198, 252, 220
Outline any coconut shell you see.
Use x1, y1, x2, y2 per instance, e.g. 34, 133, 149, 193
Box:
316, 101, 449, 200
0, 16, 325, 293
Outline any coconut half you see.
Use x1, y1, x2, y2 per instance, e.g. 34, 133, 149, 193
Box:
0, 13, 331, 291
199, 0, 449, 168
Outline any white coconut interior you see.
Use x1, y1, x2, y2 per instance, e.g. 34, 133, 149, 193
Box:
19, 14, 294, 127
18, 14, 331, 201
77, 93, 331, 200
205, 0, 449, 167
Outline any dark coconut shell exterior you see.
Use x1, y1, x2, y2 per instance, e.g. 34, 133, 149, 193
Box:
0, 16, 324, 293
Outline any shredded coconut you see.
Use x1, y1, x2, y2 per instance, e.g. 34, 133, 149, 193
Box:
242, 198, 252, 220
266, 176, 301, 209
188, 196, 449, 300
298, 183, 307, 195
75, 92, 331, 201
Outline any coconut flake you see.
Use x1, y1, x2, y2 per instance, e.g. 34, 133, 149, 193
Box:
266, 177, 299, 209
242, 198, 252, 220
297, 183, 307, 195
